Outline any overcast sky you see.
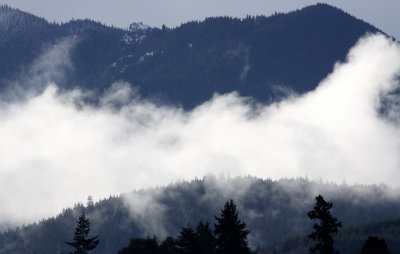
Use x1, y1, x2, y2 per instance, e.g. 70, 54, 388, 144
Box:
0, 0, 399, 39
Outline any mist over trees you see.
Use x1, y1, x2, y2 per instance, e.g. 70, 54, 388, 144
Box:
62, 197, 393, 254
65, 213, 99, 254
259, 196, 394, 254
118, 200, 253, 254
2, 177, 400, 254
307, 195, 342, 254
0, 3, 399, 254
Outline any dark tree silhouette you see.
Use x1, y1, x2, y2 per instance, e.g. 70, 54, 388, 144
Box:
159, 236, 177, 254
118, 235, 159, 254
214, 200, 252, 254
196, 220, 216, 254
308, 195, 342, 254
176, 225, 199, 254
360, 236, 390, 254
66, 213, 99, 254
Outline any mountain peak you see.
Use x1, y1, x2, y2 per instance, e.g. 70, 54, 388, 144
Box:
128, 22, 151, 32
296, 3, 381, 32
300, 2, 351, 13
0, 4, 53, 36
0, 3, 382, 109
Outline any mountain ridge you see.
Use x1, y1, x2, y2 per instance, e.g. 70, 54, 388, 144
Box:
2, 176, 400, 254
0, 3, 382, 109
0, 4, 397, 254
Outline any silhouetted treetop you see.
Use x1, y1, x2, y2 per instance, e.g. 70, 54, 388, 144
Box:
360, 236, 390, 254
66, 213, 99, 254
214, 200, 252, 254
308, 195, 342, 254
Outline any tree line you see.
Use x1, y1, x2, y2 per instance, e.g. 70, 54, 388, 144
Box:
64, 196, 391, 254
118, 199, 253, 254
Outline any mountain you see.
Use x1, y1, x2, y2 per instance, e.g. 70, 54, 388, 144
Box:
1, 177, 400, 254
0, 3, 382, 109
0, 4, 396, 254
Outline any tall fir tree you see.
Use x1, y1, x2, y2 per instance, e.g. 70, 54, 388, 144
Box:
308, 195, 342, 254
66, 213, 100, 254
214, 200, 252, 254
176, 225, 199, 254
196, 220, 216, 254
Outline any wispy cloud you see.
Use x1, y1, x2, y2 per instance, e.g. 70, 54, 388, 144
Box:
0, 33, 399, 227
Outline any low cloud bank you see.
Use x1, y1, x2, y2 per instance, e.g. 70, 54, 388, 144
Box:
0, 34, 400, 226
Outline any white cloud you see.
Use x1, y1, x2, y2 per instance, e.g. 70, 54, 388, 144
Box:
0, 34, 400, 227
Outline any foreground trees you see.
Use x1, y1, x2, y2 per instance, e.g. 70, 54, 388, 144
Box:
308, 195, 342, 254
196, 221, 216, 254
214, 200, 252, 254
118, 200, 252, 254
104, 195, 394, 253
65, 213, 100, 254
118, 236, 159, 254
360, 236, 390, 254
176, 226, 199, 254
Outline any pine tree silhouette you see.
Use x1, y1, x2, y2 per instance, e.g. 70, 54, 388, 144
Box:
214, 200, 252, 254
176, 225, 199, 254
159, 236, 177, 254
66, 213, 99, 254
360, 236, 390, 254
196, 220, 216, 254
118, 235, 159, 254
308, 195, 342, 254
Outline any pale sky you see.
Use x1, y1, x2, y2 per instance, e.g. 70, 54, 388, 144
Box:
0, 0, 399, 39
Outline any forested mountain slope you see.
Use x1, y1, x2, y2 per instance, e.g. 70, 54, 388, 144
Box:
0, 3, 396, 254
0, 3, 382, 108
262, 218, 400, 254
1, 177, 400, 254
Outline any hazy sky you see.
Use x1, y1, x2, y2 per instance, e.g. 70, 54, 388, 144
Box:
0, 0, 399, 38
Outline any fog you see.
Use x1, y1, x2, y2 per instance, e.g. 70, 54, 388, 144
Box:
1, 34, 400, 226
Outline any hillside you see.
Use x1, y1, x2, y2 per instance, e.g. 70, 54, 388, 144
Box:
1, 177, 400, 254
0, 3, 381, 108
0, 4, 397, 254
262, 218, 400, 254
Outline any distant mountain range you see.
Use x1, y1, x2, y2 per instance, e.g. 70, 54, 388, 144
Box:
0, 3, 382, 109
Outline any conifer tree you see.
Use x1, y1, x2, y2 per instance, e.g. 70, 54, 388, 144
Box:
196, 220, 216, 254
66, 213, 99, 254
159, 236, 177, 254
214, 200, 252, 254
176, 225, 199, 254
308, 195, 342, 254
360, 236, 390, 254
118, 235, 159, 254
86, 196, 94, 207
